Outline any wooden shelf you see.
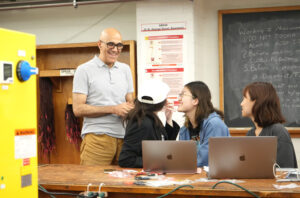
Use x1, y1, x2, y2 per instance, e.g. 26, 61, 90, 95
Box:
39, 69, 76, 77
36, 40, 136, 81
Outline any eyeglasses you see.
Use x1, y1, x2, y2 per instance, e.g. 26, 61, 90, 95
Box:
178, 92, 194, 98
100, 40, 124, 50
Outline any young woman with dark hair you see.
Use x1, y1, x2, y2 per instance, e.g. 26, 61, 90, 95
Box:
178, 81, 230, 167
241, 81, 297, 168
118, 79, 179, 168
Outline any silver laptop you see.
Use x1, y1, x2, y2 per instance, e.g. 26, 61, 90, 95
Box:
142, 140, 197, 174
208, 136, 277, 179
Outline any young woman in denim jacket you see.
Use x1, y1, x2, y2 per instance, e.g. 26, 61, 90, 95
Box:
178, 81, 230, 167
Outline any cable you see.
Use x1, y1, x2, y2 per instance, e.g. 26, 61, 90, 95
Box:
38, 184, 56, 198
38, 184, 98, 198
273, 163, 280, 178
98, 182, 105, 197
212, 181, 260, 198
156, 184, 194, 198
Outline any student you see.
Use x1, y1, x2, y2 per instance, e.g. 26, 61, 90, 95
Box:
118, 79, 179, 168
178, 81, 230, 167
241, 82, 298, 168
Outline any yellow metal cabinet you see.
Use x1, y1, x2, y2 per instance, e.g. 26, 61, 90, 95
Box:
0, 28, 38, 198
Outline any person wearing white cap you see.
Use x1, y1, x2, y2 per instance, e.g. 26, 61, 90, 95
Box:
118, 79, 179, 168
178, 81, 230, 167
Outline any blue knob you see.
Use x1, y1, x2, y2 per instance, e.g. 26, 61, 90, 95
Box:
17, 60, 39, 82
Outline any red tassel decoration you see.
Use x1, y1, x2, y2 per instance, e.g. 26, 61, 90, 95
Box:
65, 103, 81, 149
38, 78, 56, 159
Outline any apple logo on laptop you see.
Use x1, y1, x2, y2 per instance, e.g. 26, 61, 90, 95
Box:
166, 154, 173, 160
239, 154, 245, 161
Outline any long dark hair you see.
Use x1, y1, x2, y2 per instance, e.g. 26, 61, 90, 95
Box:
184, 81, 224, 130
123, 97, 166, 129
243, 82, 285, 127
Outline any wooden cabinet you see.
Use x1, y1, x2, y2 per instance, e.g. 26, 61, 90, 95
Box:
36, 41, 136, 164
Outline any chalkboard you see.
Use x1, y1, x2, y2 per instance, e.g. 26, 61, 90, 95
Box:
219, 6, 300, 130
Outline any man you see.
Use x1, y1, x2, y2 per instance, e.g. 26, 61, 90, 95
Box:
72, 28, 134, 165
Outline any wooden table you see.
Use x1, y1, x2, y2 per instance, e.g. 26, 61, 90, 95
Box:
39, 164, 300, 198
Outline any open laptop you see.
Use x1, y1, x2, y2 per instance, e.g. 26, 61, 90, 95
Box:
142, 140, 197, 174
208, 136, 277, 179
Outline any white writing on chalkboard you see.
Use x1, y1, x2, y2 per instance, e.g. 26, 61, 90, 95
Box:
222, 10, 300, 127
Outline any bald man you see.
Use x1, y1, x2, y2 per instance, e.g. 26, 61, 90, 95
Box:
72, 28, 134, 165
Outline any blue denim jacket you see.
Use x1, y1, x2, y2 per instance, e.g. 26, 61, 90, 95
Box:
179, 112, 230, 167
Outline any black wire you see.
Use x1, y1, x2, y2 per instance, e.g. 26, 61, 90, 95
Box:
39, 181, 259, 198
38, 184, 100, 198
39, 183, 193, 198
38, 185, 56, 198
156, 184, 194, 198
212, 181, 260, 198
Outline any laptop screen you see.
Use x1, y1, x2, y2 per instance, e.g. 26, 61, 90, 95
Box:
208, 136, 277, 179
142, 140, 197, 174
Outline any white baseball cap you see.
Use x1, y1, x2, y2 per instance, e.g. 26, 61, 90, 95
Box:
138, 79, 170, 104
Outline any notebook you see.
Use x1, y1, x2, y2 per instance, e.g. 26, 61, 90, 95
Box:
142, 140, 197, 174
208, 136, 277, 179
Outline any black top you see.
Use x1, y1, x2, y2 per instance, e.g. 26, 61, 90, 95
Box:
118, 115, 179, 168
247, 123, 298, 168
189, 126, 200, 141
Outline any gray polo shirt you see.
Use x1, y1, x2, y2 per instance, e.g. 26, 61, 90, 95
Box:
72, 56, 134, 138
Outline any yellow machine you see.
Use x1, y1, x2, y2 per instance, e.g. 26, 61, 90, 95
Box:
0, 28, 38, 197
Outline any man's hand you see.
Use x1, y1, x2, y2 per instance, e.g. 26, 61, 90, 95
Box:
113, 102, 134, 117
165, 100, 174, 126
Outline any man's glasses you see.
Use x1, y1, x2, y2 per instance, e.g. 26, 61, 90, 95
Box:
100, 40, 124, 50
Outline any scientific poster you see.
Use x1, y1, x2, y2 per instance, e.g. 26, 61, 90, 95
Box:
140, 22, 187, 106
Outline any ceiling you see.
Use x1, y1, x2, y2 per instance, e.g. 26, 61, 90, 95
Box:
0, 0, 141, 10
